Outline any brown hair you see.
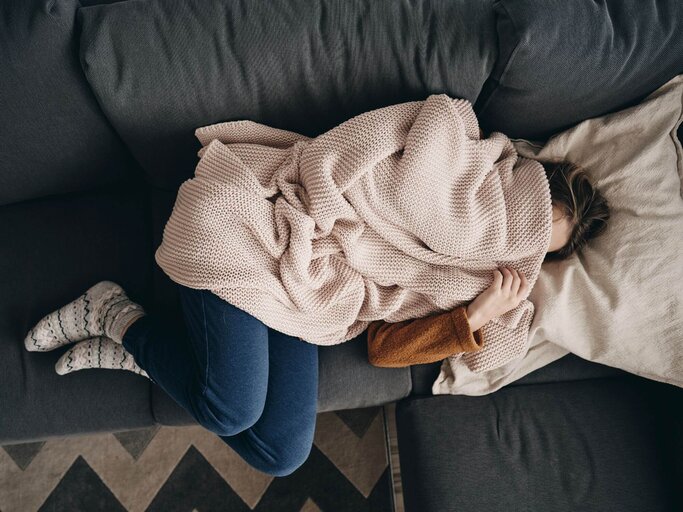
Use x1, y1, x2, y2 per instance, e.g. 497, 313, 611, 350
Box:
539, 159, 611, 262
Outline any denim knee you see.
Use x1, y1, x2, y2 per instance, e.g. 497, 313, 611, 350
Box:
192, 387, 265, 437
256, 445, 312, 477
247, 428, 315, 477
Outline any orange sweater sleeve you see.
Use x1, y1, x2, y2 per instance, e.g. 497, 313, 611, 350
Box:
366, 306, 485, 368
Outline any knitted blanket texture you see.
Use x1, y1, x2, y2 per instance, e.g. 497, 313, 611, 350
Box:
155, 95, 554, 376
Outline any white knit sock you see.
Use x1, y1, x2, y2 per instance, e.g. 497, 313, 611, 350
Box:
24, 280, 146, 351
55, 337, 149, 377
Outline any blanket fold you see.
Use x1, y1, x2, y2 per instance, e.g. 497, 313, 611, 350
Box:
155, 94, 553, 374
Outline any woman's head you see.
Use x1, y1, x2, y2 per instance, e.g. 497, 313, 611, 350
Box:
539, 159, 611, 261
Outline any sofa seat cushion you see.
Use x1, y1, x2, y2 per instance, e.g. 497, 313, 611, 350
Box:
396, 376, 683, 512
0, 182, 155, 444
0, 0, 139, 206
76, 0, 498, 189
474, 0, 683, 140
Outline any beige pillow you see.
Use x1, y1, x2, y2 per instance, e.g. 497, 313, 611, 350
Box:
432, 74, 683, 395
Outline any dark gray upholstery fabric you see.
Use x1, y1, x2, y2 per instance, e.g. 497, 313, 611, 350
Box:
474, 0, 683, 140
0, 0, 138, 206
410, 353, 629, 395
315, 334, 412, 412
78, 0, 121, 5
396, 376, 683, 512
0, 182, 156, 444
76, 0, 498, 189
510, 353, 628, 385
409, 362, 445, 396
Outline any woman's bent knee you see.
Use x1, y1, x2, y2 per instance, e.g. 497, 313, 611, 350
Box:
192, 390, 265, 437
242, 427, 315, 476
259, 443, 313, 477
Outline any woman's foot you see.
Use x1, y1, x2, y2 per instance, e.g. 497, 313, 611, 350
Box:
55, 336, 148, 377
24, 280, 146, 352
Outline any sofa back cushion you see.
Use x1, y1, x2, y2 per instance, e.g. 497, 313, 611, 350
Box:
0, 0, 138, 206
77, 0, 498, 189
474, 0, 683, 141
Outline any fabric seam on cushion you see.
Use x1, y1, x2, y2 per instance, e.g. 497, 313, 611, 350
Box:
46, 0, 77, 30
476, 1, 524, 114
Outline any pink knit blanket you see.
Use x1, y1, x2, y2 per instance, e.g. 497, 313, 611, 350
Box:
155, 95, 553, 373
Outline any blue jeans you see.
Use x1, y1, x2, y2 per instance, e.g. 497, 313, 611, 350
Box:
121, 284, 319, 477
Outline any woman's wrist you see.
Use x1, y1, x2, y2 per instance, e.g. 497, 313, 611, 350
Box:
465, 304, 485, 332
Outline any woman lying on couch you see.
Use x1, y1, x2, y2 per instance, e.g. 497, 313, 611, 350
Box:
22, 157, 609, 477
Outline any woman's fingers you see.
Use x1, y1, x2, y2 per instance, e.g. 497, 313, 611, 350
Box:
499, 267, 525, 296
519, 271, 529, 298
500, 267, 512, 291
492, 269, 503, 288
496, 267, 529, 294
510, 268, 521, 296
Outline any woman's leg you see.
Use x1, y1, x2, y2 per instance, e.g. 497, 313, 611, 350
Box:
123, 284, 319, 476
218, 327, 319, 477
122, 285, 270, 437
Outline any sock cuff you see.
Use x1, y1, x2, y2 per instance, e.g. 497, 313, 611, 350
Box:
108, 303, 147, 344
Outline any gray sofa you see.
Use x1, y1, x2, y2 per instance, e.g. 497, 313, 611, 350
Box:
2, 0, 682, 509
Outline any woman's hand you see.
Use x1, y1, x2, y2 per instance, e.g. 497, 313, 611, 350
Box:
465, 267, 528, 331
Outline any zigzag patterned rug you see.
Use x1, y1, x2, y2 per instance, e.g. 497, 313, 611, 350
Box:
0, 406, 400, 511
